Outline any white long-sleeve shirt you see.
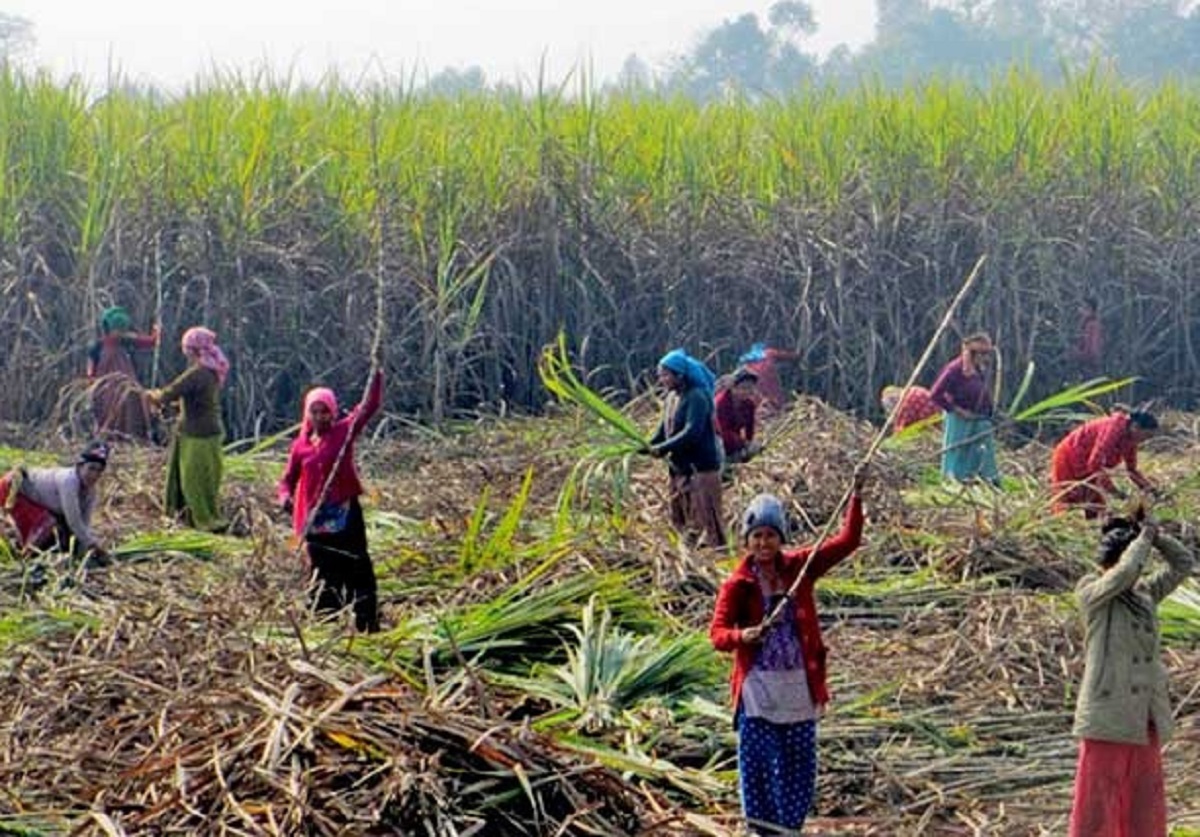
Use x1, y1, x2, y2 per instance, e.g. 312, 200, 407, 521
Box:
18, 466, 99, 549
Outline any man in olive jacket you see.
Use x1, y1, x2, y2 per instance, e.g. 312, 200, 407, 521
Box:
1069, 516, 1194, 837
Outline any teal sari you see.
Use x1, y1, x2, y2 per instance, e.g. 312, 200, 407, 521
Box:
941, 412, 999, 484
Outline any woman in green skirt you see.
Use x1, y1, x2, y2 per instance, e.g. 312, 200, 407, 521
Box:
147, 327, 229, 530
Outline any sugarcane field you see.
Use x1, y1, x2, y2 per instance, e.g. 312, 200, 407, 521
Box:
1, 69, 1200, 837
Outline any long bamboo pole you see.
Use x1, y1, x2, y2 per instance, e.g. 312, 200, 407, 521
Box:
762, 255, 988, 628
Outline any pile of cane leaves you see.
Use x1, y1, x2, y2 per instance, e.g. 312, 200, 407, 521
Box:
0, 395, 1199, 835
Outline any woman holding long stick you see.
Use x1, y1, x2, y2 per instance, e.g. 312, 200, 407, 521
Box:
710, 466, 867, 834
714, 256, 985, 834
278, 368, 384, 633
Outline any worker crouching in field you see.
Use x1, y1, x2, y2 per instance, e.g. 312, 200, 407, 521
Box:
278, 369, 384, 633
715, 367, 761, 465
710, 466, 867, 835
880, 384, 939, 433
0, 441, 110, 562
1051, 411, 1157, 519
649, 349, 726, 549
739, 343, 799, 416
146, 327, 229, 531
1069, 515, 1193, 837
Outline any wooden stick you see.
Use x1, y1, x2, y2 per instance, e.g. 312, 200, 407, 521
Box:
151, 231, 165, 389
762, 254, 988, 627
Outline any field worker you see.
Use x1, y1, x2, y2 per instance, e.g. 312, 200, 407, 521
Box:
278, 368, 384, 633
649, 348, 726, 548
1069, 514, 1193, 837
929, 333, 1000, 485
0, 441, 110, 560
715, 367, 761, 464
1051, 411, 1157, 519
1069, 297, 1104, 380
739, 343, 799, 416
86, 306, 159, 442
709, 465, 867, 835
880, 384, 939, 433
145, 327, 229, 531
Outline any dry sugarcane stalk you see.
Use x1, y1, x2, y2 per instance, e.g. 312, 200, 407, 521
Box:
292, 134, 390, 560
151, 230, 165, 390
763, 254, 988, 628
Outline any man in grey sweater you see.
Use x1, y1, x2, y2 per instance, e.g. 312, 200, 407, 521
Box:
1069, 514, 1195, 835
0, 441, 110, 559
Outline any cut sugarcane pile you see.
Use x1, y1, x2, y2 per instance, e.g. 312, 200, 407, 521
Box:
1, 395, 1199, 835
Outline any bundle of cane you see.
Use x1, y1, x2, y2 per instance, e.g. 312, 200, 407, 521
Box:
538, 332, 648, 459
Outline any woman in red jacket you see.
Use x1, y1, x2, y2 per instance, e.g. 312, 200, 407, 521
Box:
278, 369, 384, 633
710, 467, 867, 834
1051, 410, 1157, 518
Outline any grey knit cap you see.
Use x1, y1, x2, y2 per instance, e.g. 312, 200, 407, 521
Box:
740, 493, 789, 543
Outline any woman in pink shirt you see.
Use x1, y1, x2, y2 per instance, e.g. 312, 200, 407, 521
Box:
278, 369, 384, 633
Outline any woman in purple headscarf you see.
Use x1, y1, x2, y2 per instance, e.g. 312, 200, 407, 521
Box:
146, 327, 229, 531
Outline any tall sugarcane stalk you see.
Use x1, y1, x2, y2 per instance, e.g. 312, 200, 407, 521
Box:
763, 254, 988, 628
293, 115, 389, 555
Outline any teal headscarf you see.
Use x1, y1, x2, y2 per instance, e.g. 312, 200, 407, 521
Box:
739, 342, 767, 364
100, 306, 132, 335
658, 348, 717, 395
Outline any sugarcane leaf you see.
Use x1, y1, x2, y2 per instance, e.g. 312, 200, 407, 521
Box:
1010, 376, 1138, 422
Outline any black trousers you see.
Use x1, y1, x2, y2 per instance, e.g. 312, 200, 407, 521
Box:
306, 498, 380, 633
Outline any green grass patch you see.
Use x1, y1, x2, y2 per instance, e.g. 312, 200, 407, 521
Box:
0, 446, 59, 472
0, 608, 98, 653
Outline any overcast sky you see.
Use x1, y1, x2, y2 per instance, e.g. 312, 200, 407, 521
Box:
6, 0, 876, 90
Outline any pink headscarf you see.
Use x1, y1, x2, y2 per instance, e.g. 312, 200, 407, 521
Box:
181, 327, 230, 386
301, 387, 339, 436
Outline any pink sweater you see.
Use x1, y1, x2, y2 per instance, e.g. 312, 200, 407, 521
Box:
278, 371, 383, 536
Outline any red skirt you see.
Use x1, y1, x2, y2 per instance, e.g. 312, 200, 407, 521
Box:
1050, 445, 1106, 518
1069, 729, 1167, 837
0, 472, 57, 549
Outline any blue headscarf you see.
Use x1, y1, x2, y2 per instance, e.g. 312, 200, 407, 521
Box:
658, 348, 717, 395
739, 342, 767, 364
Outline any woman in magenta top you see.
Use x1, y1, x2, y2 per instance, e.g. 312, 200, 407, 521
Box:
929, 333, 1000, 484
278, 369, 384, 632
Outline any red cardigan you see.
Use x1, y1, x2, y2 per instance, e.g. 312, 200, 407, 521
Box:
1051, 412, 1150, 493
709, 494, 864, 713
278, 370, 384, 536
